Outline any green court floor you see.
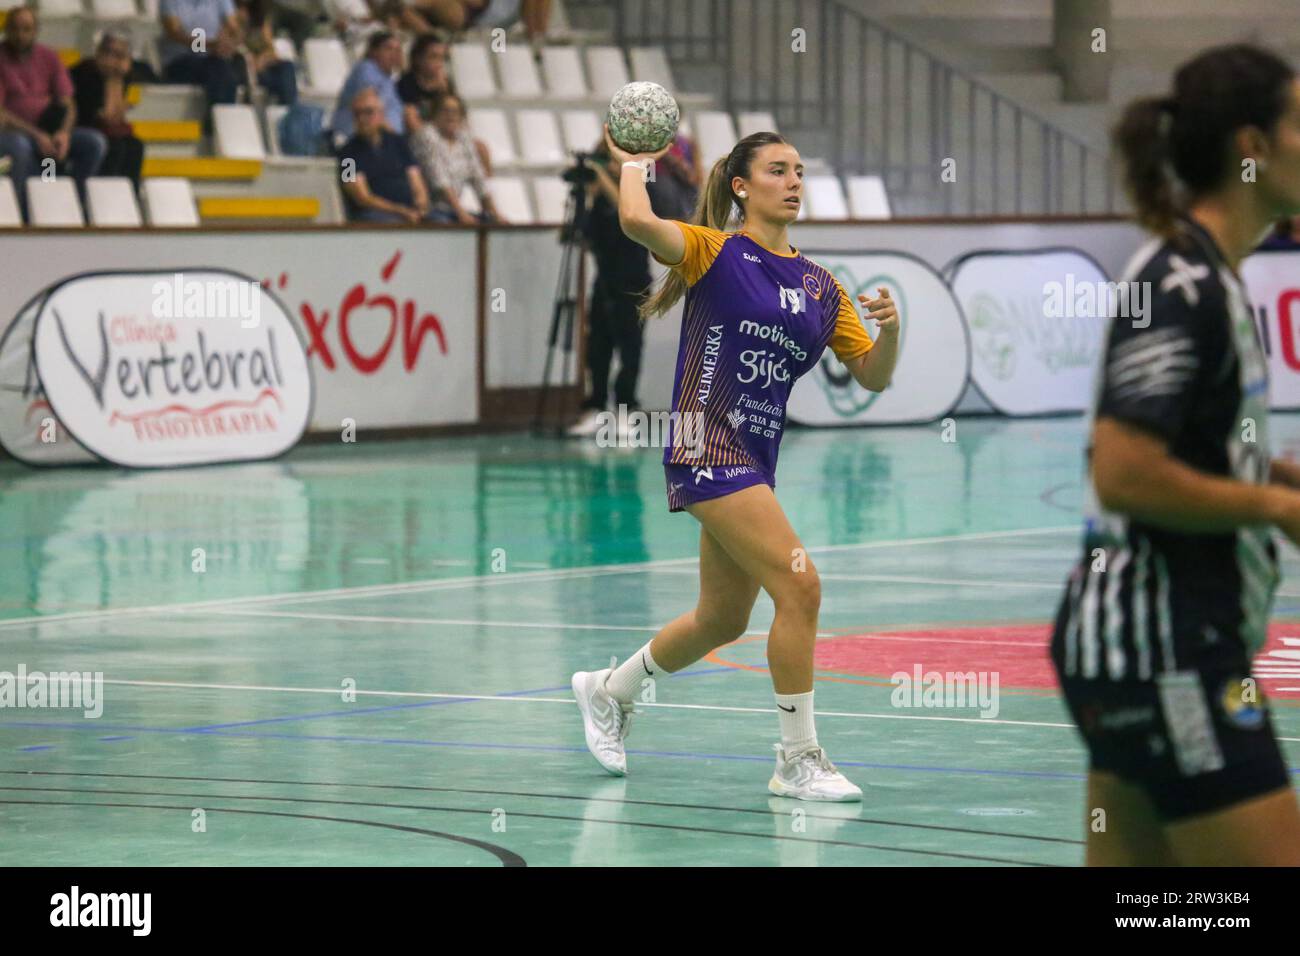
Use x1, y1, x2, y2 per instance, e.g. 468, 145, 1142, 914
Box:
2, 416, 1299, 866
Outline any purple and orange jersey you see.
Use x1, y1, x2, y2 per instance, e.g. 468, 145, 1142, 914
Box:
652, 220, 874, 476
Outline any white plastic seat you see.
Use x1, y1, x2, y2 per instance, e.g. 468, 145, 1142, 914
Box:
0, 177, 21, 226
737, 111, 778, 136
264, 104, 288, 155
531, 176, 568, 224
541, 46, 587, 98
273, 36, 297, 62
27, 178, 84, 226
516, 109, 565, 166
141, 177, 199, 226
468, 108, 516, 165
86, 176, 142, 226
559, 109, 601, 154
846, 174, 892, 218
498, 46, 542, 98
303, 37, 350, 96
38, 0, 84, 15
450, 42, 497, 99
628, 47, 674, 89
486, 176, 532, 223
213, 103, 266, 159
804, 175, 849, 220
694, 110, 738, 165
584, 45, 629, 99
90, 0, 135, 16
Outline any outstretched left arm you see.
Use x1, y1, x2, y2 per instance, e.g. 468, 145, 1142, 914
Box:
843, 287, 900, 392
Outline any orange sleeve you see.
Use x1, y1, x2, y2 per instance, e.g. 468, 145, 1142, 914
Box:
827, 279, 875, 362
651, 221, 729, 287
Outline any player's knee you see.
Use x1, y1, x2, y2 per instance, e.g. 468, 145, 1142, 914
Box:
696, 607, 749, 646
775, 566, 820, 619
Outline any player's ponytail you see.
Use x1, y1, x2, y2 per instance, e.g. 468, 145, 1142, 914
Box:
1115, 44, 1293, 240
640, 132, 788, 321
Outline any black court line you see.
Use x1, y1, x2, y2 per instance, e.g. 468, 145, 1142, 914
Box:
0, 798, 525, 866
0, 785, 1058, 866
0, 769, 1082, 846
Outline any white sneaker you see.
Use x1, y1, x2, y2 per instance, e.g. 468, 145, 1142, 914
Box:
572, 667, 634, 776
566, 408, 607, 438
767, 743, 863, 802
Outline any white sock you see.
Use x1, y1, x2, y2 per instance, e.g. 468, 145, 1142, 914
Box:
604, 641, 663, 703
775, 690, 817, 753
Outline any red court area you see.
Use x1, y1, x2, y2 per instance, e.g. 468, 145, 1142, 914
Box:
807, 624, 1300, 698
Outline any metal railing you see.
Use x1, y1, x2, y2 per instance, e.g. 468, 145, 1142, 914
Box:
567, 0, 1117, 216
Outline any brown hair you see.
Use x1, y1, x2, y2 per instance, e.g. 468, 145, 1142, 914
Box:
1114, 44, 1294, 237
639, 131, 788, 321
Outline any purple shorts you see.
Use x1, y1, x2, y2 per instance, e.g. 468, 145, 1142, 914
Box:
665, 462, 774, 513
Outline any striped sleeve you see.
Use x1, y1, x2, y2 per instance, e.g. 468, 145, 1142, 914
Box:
1096, 258, 1223, 441
827, 279, 875, 362
651, 221, 729, 287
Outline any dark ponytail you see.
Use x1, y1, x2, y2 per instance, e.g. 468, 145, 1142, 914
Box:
1115, 44, 1293, 238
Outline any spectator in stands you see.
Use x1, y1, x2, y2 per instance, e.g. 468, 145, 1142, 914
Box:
234, 0, 299, 104
397, 32, 455, 130
410, 90, 502, 223
398, 33, 492, 175
339, 86, 449, 222
1258, 216, 1300, 251
656, 126, 703, 220
159, 0, 243, 109
326, 0, 386, 44
269, 0, 323, 52
0, 7, 107, 218
70, 31, 145, 188
409, 0, 549, 48
331, 30, 403, 140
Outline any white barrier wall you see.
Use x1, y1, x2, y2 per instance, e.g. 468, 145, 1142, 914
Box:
11, 219, 1300, 460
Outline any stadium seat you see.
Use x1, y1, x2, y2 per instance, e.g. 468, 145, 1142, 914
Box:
26, 178, 83, 226
498, 46, 542, 99
737, 111, 778, 136
468, 108, 517, 166
628, 47, 674, 89
804, 175, 849, 220
302, 37, 350, 96
531, 176, 568, 224
213, 104, 266, 160
516, 109, 565, 166
38, 0, 84, 16
90, 0, 136, 16
0, 177, 21, 226
846, 175, 892, 218
450, 42, 497, 99
541, 46, 587, 98
86, 176, 142, 226
487, 176, 532, 223
584, 45, 629, 99
560, 109, 601, 154
141, 176, 199, 226
694, 111, 738, 165
264, 104, 287, 155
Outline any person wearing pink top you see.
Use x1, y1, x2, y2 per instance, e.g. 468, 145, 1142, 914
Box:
0, 7, 107, 221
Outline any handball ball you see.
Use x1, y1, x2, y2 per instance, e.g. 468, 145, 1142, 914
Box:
606, 81, 680, 154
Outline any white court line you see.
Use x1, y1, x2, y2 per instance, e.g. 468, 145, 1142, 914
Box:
0, 524, 1077, 633
91, 678, 1069, 728
656, 569, 1067, 590
204, 609, 1046, 647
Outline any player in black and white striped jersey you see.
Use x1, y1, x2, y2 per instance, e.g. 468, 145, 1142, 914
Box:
1050, 44, 1300, 865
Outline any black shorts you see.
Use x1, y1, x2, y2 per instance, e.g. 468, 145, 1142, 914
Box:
1052, 639, 1289, 822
